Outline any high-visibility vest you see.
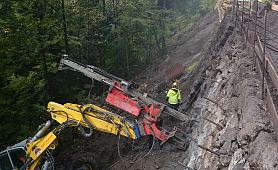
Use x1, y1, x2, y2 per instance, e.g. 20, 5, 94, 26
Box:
166, 88, 181, 104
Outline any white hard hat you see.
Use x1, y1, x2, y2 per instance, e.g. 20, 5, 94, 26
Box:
172, 82, 177, 87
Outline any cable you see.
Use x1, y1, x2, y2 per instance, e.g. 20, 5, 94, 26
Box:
87, 79, 94, 99
142, 127, 155, 159
53, 120, 77, 136
117, 126, 155, 165
117, 133, 125, 161
78, 107, 94, 137
44, 150, 55, 170
128, 130, 155, 164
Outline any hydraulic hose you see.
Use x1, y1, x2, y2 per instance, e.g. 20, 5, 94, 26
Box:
30, 121, 52, 143
79, 107, 94, 137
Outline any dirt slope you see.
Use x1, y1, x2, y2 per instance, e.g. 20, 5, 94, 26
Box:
111, 11, 278, 170
110, 11, 220, 170
56, 5, 278, 170
54, 11, 220, 170
135, 11, 219, 107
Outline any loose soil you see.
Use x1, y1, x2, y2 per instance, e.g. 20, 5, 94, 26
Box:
55, 3, 278, 170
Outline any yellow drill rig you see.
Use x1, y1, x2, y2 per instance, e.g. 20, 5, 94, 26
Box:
0, 101, 140, 170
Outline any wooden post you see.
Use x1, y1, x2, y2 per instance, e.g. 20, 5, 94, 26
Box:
61, 0, 68, 54
253, 0, 259, 65
246, 0, 252, 41
241, 0, 245, 35
262, 9, 267, 99
236, 0, 239, 18
232, 0, 236, 21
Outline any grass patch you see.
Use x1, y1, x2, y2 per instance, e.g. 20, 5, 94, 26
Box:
186, 62, 198, 73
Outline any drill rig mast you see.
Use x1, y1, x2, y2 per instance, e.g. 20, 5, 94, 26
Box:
59, 56, 189, 145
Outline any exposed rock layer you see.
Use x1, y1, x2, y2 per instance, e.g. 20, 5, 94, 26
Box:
183, 15, 278, 170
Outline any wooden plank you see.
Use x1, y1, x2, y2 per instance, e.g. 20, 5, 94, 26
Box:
266, 85, 278, 139
253, 51, 278, 140
235, 0, 278, 141
255, 34, 278, 90
265, 52, 278, 90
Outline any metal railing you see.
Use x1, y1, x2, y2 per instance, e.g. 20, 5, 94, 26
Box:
232, 0, 278, 139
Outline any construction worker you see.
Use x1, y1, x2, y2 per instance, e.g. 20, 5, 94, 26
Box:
166, 81, 181, 110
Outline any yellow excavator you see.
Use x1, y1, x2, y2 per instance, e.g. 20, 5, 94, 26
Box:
0, 101, 140, 170
0, 56, 189, 170
0, 56, 219, 170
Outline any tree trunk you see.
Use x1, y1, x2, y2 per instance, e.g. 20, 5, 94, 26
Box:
152, 27, 161, 52
159, 7, 167, 55
35, 1, 48, 102
61, 0, 69, 54
102, 0, 106, 15
78, 20, 81, 61
125, 37, 130, 78
112, 0, 116, 17
113, 0, 118, 28
148, 29, 152, 63
86, 0, 90, 62
161, 33, 166, 55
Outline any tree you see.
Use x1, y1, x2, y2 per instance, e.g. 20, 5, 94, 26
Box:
0, 0, 216, 149
0, 0, 62, 149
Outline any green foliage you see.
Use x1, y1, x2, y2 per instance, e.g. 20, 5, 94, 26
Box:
261, 0, 272, 3
0, 0, 215, 149
200, 0, 217, 13
0, 0, 62, 149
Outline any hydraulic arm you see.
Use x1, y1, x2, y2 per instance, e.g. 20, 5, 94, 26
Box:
59, 56, 187, 120
21, 101, 140, 170
59, 56, 189, 144
47, 101, 140, 139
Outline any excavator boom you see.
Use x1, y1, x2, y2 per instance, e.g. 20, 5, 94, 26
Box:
0, 57, 190, 170
0, 101, 141, 170
47, 101, 140, 139
58, 56, 190, 144
59, 56, 188, 121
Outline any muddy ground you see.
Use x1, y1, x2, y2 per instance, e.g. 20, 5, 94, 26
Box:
109, 10, 222, 170
54, 10, 220, 170
135, 11, 219, 110
55, 4, 278, 170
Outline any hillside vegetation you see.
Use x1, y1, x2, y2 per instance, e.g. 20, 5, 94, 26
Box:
0, 0, 216, 149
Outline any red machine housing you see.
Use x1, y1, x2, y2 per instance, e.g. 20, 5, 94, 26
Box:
105, 83, 177, 144
142, 104, 177, 145
105, 82, 141, 117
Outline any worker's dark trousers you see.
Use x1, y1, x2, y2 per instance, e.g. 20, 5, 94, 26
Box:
169, 103, 179, 110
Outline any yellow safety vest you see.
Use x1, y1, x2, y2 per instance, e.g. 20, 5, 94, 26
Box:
166, 88, 181, 104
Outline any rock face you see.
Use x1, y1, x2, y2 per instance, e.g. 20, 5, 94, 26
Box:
109, 12, 278, 170
182, 16, 278, 170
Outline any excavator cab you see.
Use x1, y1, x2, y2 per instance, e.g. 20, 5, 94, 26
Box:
0, 141, 26, 170
0, 137, 55, 170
